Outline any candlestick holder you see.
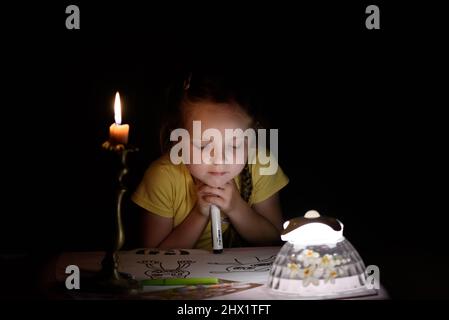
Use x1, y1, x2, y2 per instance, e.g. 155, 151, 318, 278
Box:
81, 141, 141, 294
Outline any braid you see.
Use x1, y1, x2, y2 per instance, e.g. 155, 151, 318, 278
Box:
240, 163, 253, 202
239, 122, 262, 203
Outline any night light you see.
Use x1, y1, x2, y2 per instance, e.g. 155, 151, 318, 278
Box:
267, 210, 375, 298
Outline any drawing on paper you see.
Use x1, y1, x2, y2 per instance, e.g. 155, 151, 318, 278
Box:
137, 260, 196, 279
208, 255, 276, 273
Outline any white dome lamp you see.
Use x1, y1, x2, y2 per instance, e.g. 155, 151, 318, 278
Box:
267, 210, 376, 299
281, 210, 344, 246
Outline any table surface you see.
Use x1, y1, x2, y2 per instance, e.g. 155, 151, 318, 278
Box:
47, 247, 388, 300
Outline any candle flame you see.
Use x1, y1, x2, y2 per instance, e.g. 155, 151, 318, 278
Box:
114, 92, 122, 125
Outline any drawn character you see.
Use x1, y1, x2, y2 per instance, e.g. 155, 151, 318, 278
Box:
208, 255, 276, 273
138, 260, 196, 279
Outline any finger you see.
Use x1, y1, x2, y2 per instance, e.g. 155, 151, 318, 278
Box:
203, 195, 225, 208
200, 186, 225, 197
195, 182, 206, 190
225, 180, 238, 189
219, 183, 235, 196
195, 179, 208, 188
197, 184, 212, 194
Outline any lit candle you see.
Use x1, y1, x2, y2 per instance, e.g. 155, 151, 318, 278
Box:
109, 92, 129, 145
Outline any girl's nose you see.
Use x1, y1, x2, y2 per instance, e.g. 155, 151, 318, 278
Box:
210, 147, 224, 165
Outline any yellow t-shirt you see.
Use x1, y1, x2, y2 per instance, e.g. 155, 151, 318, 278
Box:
131, 152, 289, 250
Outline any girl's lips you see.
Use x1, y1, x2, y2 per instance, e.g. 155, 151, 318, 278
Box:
208, 172, 228, 176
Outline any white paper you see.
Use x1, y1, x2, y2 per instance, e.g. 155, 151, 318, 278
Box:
118, 246, 281, 284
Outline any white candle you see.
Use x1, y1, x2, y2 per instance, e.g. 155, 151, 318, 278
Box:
109, 92, 129, 145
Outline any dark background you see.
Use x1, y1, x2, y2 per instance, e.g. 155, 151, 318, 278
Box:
1, 1, 447, 299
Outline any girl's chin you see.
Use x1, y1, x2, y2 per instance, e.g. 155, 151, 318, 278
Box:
201, 177, 231, 188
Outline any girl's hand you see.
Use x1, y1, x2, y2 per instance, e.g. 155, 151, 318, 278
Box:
194, 180, 214, 216
200, 180, 245, 215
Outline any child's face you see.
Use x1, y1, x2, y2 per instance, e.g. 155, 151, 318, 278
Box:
184, 101, 252, 188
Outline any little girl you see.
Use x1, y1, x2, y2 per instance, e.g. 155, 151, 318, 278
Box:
131, 72, 289, 250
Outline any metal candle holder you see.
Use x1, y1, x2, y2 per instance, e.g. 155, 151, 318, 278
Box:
82, 141, 140, 294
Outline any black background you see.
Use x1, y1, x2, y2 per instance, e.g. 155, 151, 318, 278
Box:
1, 1, 447, 300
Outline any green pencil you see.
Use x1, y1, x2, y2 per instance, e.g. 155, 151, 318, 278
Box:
141, 277, 219, 286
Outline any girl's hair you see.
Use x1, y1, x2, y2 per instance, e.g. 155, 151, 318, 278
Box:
160, 71, 265, 203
